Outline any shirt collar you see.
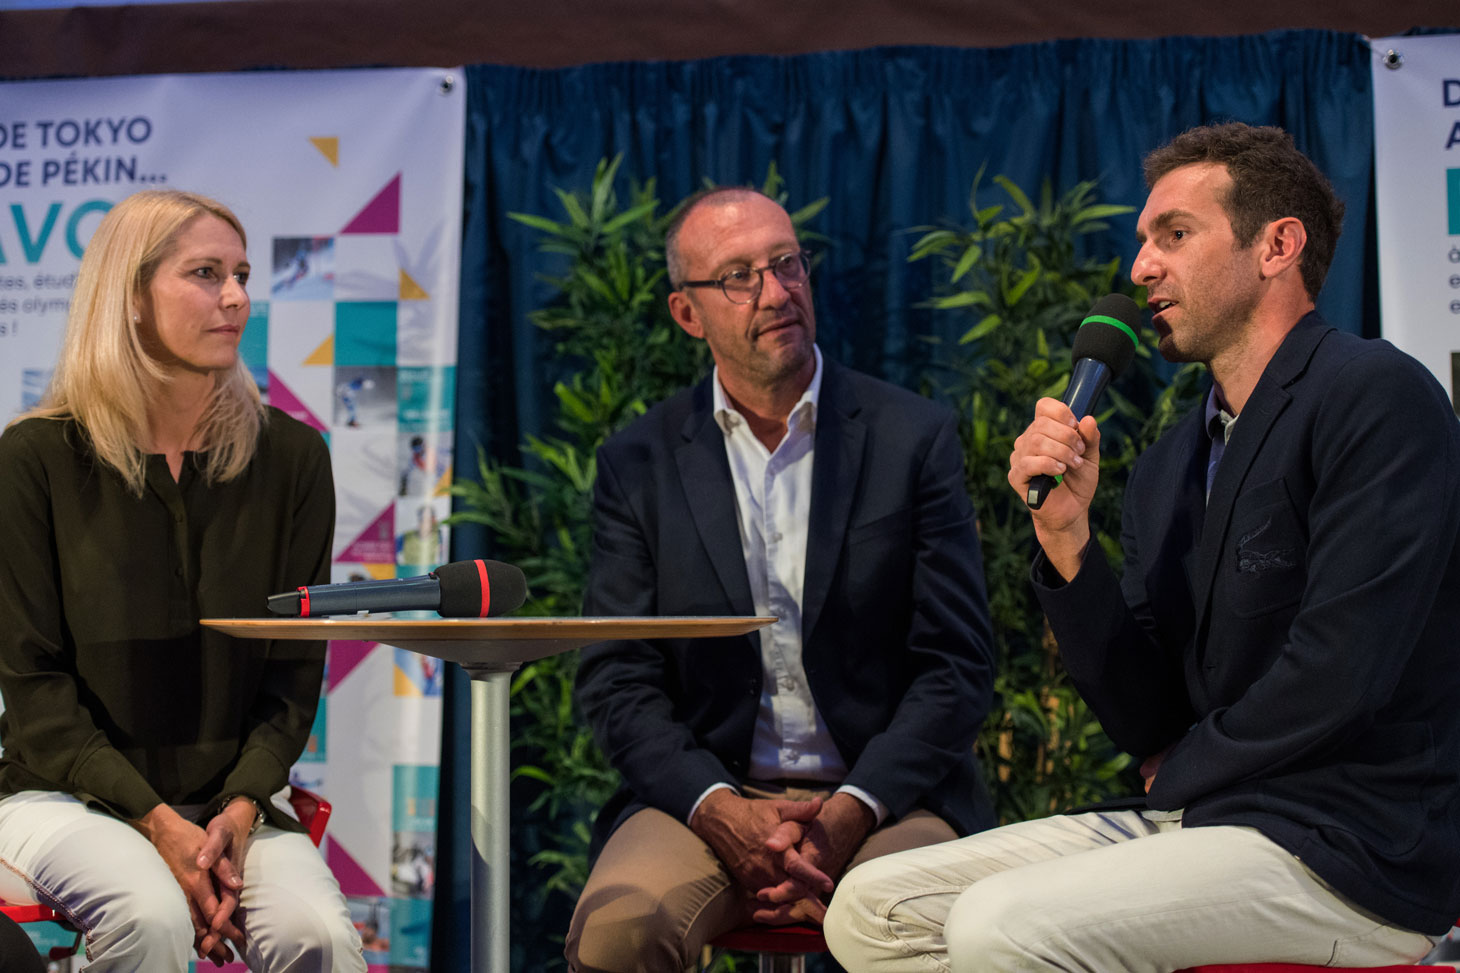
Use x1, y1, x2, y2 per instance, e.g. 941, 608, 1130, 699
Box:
712, 345, 823, 435
1203, 383, 1237, 445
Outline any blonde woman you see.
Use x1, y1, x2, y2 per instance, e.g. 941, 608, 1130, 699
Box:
0, 190, 363, 972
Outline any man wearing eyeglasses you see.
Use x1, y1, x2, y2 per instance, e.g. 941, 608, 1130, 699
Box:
565, 188, 996, 972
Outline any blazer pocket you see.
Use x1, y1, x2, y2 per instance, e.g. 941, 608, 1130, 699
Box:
847, 506, 913, 544
1226, 477, 1306, 618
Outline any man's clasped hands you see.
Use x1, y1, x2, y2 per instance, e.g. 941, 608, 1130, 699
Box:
690, 790, 876, 924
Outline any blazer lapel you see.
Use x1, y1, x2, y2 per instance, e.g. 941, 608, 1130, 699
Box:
674, 381, 756, 617
802, 362, 866, 646
1190, 318, 1331, 641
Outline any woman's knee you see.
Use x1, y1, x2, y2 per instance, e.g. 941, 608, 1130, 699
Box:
248, 896, 363, 973
85, 885, 194, 967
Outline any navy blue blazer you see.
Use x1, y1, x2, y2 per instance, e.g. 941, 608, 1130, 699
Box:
1037, 314, 1460, 933
576, 358, 996, 853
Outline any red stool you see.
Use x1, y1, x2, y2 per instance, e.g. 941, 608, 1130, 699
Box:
705, 923, 829, 973
0, 786, 333, 962
1173, 958, 1448, 964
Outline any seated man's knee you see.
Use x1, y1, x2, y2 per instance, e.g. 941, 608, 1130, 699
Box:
566, 888, 695, 973
826, 855, 966, 966
944, 874, 1052, 968
823, 858, 883, 947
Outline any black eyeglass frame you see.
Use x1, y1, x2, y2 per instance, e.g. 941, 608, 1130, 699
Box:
677, 250, 812, 305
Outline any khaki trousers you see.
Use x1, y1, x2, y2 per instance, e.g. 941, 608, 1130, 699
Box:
823, 808, 1435, 972
565, 781, 957, 973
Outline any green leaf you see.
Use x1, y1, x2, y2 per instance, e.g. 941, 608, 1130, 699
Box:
994, 175, 1035, 216
513, 766, 555, 785
1005, 265, 1041, 305
600, 200, 658, 235
1040, 373, 1071, 399
975, 204, 1004, 225
933, 291, 984, 310
950, 245, 980, 283
788, 197, 829, 226
1073, 203, 1134, 223
907, 229, 960, 261
589, 156, 623, 224
507, 211, 567, 235
554, 187, 590, 229
958, 313, 1002, 344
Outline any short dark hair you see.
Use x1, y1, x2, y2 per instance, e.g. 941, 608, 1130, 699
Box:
664, 186, 771, 289
1143, 123, 1345, 301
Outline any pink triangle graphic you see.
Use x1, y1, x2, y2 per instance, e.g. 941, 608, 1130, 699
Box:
266, 371, 328, 432
341, 174, 401, 235
338, 505, 395, 563
327, 835, 388, 897
328, 640, 378, 692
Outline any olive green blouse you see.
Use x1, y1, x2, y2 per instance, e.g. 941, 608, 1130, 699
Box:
0, 407, 334, 828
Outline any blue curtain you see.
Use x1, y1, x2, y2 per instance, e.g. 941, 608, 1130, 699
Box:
440, 30, 1375, 970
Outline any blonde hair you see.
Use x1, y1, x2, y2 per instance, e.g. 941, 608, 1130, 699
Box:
15, 189, 265, 494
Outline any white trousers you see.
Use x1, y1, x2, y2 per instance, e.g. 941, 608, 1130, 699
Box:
822, 809, 1434, 973
0, 790, 365, 973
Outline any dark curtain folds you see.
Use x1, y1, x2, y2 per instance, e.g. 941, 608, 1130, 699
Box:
439, 31, 1374, 970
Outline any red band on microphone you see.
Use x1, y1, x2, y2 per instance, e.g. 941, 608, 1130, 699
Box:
473, 558, 490, 617
298, 586, 311, 617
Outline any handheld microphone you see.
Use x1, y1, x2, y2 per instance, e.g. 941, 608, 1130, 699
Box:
266, 559, 528, 618
1026, 294, 1142, 510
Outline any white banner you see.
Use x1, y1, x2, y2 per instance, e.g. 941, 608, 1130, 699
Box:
0, 68, 465, 971
1372, 34, 1460, 408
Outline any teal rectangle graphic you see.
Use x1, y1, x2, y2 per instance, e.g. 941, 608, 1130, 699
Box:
1450, 169, 1460, 236
334, 301, 398, 366
240, 300, 269, 392
390, 897, 433, 966
392, 764, 440, 831
398, 365, 456, 433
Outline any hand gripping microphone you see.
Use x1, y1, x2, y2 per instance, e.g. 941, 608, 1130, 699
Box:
1026, 294, 1143, 510
266, 559, 528, 618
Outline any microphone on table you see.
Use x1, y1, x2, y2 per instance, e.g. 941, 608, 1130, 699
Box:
266, 559, 528, 618
1026, 293, 1143, 510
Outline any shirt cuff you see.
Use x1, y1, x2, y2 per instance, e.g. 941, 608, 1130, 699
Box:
687, 781, 739, 825
835, 784, 888, 826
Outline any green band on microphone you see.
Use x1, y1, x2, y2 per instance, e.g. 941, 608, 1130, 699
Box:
1080, 314, 1140, 348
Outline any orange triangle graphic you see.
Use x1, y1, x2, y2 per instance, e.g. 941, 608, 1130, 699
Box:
399, 269, 429, 301
303, 334, 334, 366
394, 665, 423, 697
310, 137, 340, 167
361, 563, 396, 580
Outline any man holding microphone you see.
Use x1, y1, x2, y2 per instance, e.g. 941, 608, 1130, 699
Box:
824, 122, 1460, 972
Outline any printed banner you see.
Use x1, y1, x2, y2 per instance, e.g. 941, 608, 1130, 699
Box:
0, 67, 465, 972
1371, 34, 1460, 408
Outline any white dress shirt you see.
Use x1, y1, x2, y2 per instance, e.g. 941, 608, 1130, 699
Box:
688, 347, 887, 823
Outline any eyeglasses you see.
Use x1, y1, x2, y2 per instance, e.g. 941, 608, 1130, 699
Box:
679, 250, 811, 305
